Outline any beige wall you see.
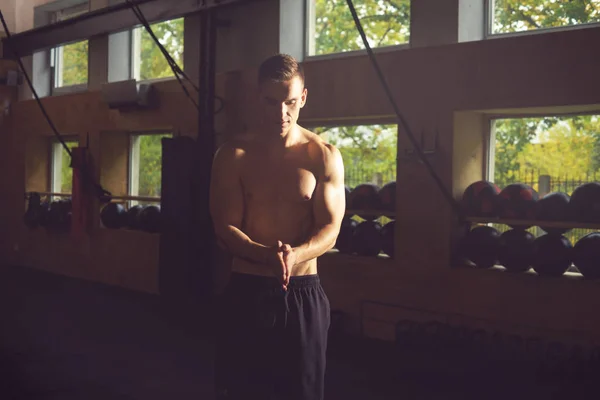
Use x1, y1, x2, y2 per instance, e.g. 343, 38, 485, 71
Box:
16, 0, 58, 32
7, 0, 110, 32
2, 1, 600, 351
0, 0, 17, 33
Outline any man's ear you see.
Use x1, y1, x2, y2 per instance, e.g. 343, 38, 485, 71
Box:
300, 87, 308, 108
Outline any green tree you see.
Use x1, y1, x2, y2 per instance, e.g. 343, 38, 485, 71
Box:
138, 18, 184, 80
570, 115, 600, 171
56, 18, 184, 86
310, 1, 407, 187
492, 0, 600, 33
493, 117, 559, 186
315, 125, 397, 188
517, 119, 597, 178
493, 116, 600, 187
60, 40, 88, 87
490, 2, 600, 186
59, 141, 79, 193
136, 133, 172, 199
313, 0, 410, 55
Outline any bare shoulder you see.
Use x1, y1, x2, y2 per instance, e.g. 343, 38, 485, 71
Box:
213, 134, 254, 162
302, 128, 343, 174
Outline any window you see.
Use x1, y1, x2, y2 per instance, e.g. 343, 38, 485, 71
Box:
50, 3, 89, 91
50, 140, 78, 197
306, 0, 410, 57
128, 133, 172, 206
490, 115, 600, 190
315, 124, 397, 188
131, 18, 184, 81
489, 113, 600, 254
52, 40, 88, 89
315, 124, 397, 258
488, 0, 600, 36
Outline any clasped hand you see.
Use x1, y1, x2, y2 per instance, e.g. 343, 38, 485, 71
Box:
267, 240, 297, 290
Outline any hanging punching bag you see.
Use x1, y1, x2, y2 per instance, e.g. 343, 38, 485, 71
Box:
159, 136, 213, 303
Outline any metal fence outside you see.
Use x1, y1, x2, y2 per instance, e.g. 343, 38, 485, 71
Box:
344, 166, 599, 243
493, 170, 600, 246
345, 166, 396, 189
496, 170, 600, 197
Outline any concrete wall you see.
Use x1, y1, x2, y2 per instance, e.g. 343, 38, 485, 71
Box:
1, 1, 600, 349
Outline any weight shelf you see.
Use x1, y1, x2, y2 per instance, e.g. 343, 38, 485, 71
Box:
345, 209, 396, 218
466, 217, 600, 230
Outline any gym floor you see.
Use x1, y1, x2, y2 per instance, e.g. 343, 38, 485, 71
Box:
0, 265, 596, 400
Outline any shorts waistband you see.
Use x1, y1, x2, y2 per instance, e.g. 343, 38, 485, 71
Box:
230, 272, 320, 290
288, 274, 320, 288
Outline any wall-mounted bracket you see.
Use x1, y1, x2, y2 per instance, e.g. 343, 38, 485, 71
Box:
399, 129, 439, 163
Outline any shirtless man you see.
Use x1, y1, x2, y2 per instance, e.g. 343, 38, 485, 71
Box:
210, 54, 345, 399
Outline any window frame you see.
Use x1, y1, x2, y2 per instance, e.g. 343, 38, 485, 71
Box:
49, 2, 90, 94
50, 42, 89, 95
485, 115, 495, 181
32, 0, 91, 98
484, 109, 600, 182
484, 110, 600, 276
304, 120, 398, 258
48, 137, 79, 199
303, 0, 411, 61
49, 1, 89, 23
127, 17, 185, 85
484, 0, 600, 39
304, 120, 399, 188
127, 131, 172, 207
127, 133, 141, 207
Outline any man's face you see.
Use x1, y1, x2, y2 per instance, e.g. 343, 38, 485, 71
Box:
258, 75, 307, 136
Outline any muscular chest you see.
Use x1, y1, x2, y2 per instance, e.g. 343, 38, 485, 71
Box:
241, 159, 317, 204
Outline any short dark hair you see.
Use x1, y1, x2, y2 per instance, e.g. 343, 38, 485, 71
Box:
258, 54, 305, 86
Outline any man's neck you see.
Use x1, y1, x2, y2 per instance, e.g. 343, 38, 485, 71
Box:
264, 124, 301, 149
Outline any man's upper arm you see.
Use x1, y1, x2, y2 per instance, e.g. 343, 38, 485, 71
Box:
209, 144, 244, 235
313, 144, 345, 229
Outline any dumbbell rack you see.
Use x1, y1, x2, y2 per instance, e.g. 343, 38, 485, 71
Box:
459, 216, 600, 275
464, 216, 600, 231
344, 209, 396, 218
25, 191, 161, 204
23, 191, 162, 233
342, 214, 600, 227
338, 209, 396, 258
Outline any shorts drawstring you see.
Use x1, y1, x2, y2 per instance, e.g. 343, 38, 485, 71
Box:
283, 289, 290, 312
282, 289, 290, 328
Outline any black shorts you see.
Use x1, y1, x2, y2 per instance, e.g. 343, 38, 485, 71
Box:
215, 272, 331, 400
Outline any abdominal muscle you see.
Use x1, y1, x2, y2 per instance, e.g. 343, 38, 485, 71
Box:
231, 200, 318, 277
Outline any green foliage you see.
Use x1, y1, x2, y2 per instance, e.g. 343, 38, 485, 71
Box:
310, 2, 406, 186
312, 0, 410, 55
56, 18, 184, 86
518, 118, 598, 179
493, 116, 600, 188
51, 0, 600, 207
493, 118, 556, 186
135, 134, 172, 198
59, 141, 78, 193
485, 3, 600, 190
312, 0, 600, 55
59, 40, 88, 87
315, 125, 397, 188
138, 18, 184, 80
492, 0, 600, 33
310, 0, 598, 191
